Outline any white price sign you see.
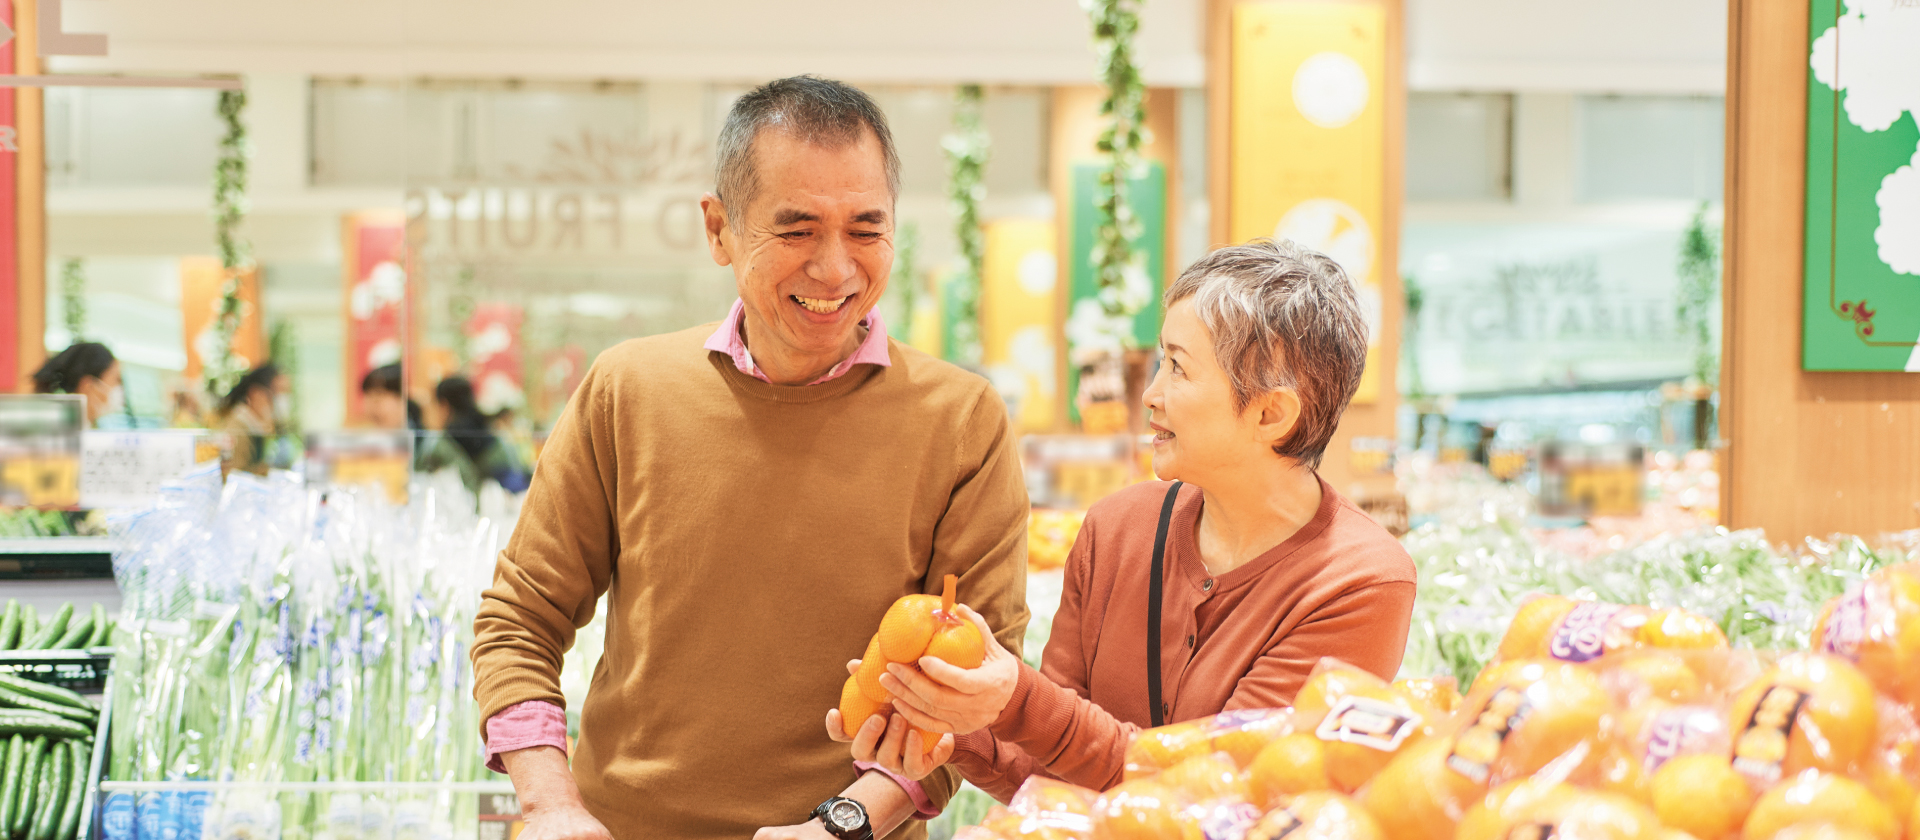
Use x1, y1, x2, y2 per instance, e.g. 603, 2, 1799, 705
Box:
80, 430, 199, 510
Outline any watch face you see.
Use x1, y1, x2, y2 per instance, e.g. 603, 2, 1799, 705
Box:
828, 801, 864, 830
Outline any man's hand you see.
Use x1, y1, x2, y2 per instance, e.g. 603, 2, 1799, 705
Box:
825, 696, 955, 780
876, 605, 1018, 737
501, 746, 613, 840
520, 803, 615, 840
753, 819, 838, 840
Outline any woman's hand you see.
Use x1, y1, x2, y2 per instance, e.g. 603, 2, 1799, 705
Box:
877, 605, 1019, 738
826, 663, 956, 779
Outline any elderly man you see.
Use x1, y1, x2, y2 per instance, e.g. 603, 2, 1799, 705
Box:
470, 76, 1030, 840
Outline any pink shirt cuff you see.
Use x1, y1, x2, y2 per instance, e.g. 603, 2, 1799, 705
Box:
484, 699, 569, 773
855, 761, 941, 820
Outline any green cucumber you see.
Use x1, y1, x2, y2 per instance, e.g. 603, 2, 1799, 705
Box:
81, 606, 107, 649
21, 604, 71, 651
0, 600, 18, 650
29, 734, 67, 840
19, 604, 37, 646
0, 711, 91, 740
0, 688, 93, 724
49, 615, 89, 651
0, 734, 23, 837
54, 741, 85, 840
0, 676, 91, 716
12, 736, 46, 836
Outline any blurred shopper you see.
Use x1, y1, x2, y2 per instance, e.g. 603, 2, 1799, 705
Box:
359, 363, 422, 430
32, 342, 121, 428
418, 375, 528, 494
846, 239, 1418, 801
471, 76, 1028, 840
216, 363, 285, 476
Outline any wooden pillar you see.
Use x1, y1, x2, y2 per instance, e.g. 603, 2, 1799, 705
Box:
1205, 0, 1405, 499
4, 0, 45, 391
1721, 0, 1920, 539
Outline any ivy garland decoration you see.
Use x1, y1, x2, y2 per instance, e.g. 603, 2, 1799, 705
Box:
59, 258, 85, 340
941, 83, 989, 366
206, 88, 253, 397
1676, 204, 1720, 387
1082, 0, 1153, 353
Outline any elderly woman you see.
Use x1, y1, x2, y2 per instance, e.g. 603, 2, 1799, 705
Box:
833, 238, 1417, 800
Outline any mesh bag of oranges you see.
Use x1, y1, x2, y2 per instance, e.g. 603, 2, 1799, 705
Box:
838, 573, 985, 752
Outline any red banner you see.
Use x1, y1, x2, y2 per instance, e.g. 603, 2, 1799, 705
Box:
342, 211, 407, 423
465, 303, 524, 415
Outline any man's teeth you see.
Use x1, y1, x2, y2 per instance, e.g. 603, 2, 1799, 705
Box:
793, 295, 851, 314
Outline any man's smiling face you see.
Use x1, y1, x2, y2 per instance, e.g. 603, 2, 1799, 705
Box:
704, 126, 893, 380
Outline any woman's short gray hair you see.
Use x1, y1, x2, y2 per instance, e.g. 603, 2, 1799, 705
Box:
714, 75, 900, 228
1164, 238, 1369, 469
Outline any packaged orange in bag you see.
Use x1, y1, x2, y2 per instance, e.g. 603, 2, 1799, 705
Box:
1725, 653, 1879, 787
1123, 708, 1297, 779
1002, 777, 1098, 840
1595, 700, 1734, 804
1282, 658, 1437, 795
1245, 792, 1385, 840
1091, 778, 1200, 840
1812, 563, 1920, 712
1496, 595, 1726, 665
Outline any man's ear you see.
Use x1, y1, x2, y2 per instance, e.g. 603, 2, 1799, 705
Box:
1253, 387, 1303, 452
700, 193, 732, 267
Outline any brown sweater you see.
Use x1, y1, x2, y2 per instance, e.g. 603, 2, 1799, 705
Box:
951, 479, 1416, 801
471, 325, 1030, 840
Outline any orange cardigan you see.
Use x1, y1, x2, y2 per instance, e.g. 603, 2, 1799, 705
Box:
950, 479, 1417, 802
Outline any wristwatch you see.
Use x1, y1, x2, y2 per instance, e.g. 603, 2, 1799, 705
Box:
810, 796, 874, 840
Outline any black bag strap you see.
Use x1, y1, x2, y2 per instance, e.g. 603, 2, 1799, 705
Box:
1147, 480, 1183, 727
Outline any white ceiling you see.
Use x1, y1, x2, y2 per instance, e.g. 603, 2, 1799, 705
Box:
53, 0, 1726, 92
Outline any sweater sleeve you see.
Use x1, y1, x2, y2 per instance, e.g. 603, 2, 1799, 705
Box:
470, 361, 620, 730
1223, 581, 1418, 710
920, 384, 1032, 811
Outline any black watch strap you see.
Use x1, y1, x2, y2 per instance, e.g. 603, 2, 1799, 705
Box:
811, 796, 874, 840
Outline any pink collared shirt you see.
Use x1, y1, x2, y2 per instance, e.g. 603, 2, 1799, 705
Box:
701, 298, 893, 384
484, 300, 934, 817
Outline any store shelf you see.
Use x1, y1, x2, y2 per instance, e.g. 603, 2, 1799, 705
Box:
0, 537, 117, 579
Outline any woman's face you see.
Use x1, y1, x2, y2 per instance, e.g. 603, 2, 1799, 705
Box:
1142, 299, 1293, 485
364, 390, 405, 429
79, 361, 122, 426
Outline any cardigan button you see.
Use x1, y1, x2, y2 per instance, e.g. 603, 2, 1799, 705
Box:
1186, 634, 1195, 648
1162, 703, 1171, 717
1202, 578, 1214, 592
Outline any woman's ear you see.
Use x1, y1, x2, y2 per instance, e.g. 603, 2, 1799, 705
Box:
1253, 388, 1303, 452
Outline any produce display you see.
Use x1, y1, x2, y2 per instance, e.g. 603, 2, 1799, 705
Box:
0, 601, 113, 652
841, 575, 984, 752
0, 673, 96, 840
102, 465, 500, 840
949, 560, 1920, 840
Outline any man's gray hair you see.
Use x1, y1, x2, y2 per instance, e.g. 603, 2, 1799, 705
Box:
1164, 238, 1369, 469
714, 75, 901, 228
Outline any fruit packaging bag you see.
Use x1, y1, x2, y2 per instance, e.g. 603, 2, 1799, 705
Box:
1270, 658, 1440, 800
997, 777, 1099, 840
1812, 563, 1920, 713
1495, 594, 1728, 667
1091, 777, 1200, 840
1123, 708, 1297, 780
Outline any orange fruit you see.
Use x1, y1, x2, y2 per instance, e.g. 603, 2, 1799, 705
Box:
1725, 654, 1879, 785
1498, 595, 1577, 662
1277, 791, 1386, 840
1357, 737, 1486, 840
910, 725, 944, 757
1456, 780, 1578, 840
1649, 754, 1752, 840
1665, 831, 1706, 840
1615, 652, 1706, 704
1742, 771, 1898, 840
1765, 827, 1879, 840
1248, 733, 1330, 807
1296, 662, 1387, 720
1393, 677, 1462, 714
839, 675, 891, 738
854, 634, 891, 702
1124, 720, 1212, 779
1460, 783, 1661, 840
926, 619, 985, 669
1158, 752, 1248, 803
1205, 710, 1295, 769
1091, 779, 1197, 840
1811, 564, 1920, 710
1641, 608, 1731, 651
1322, 689, 1435, 794
878, 593, 941, 662
1452, 659, 1612, 784
1908, 797, 1919, 840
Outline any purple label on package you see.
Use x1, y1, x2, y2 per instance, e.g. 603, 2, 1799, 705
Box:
1549, 602, 1623, 662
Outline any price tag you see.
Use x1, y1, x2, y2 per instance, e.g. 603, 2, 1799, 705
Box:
80, 431, 199, 509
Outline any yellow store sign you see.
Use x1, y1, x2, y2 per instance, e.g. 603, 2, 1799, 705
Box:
1231, 1, 1388, 404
